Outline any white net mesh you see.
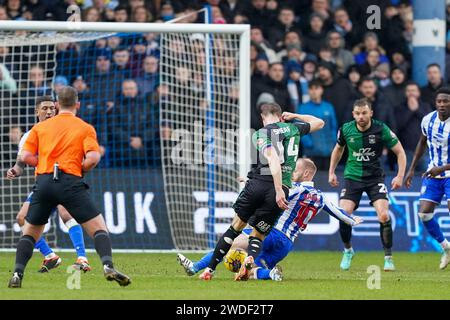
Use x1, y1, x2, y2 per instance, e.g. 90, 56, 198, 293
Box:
0, 40, 60, 248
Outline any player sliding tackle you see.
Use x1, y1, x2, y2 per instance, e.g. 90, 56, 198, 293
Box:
198, 103, 324, 281
178, 158, 363, 280
405, 87, 450, 269
6, 96, 90, 273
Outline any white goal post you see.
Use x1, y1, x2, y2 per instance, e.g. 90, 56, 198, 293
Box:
0, 20, 250, 250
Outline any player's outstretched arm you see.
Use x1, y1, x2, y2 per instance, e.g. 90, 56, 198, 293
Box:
405, 135, 427, 188
264, 146, 289, 210
321, 197, 363, 226
18, 150, 38, 167
281, 112, 325, 133
390, 141, 407, 190
328, 143, 344, 187
6, 157, 25, 180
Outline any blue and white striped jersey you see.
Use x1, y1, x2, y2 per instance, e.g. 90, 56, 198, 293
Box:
274, 181, 356, 242
421, 111, 450, 177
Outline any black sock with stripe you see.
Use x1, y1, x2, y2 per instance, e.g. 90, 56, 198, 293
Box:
94, 230, 113, 268
380, 220, 393, 256
248, 236, 263, 260
207, 226, 240, 271
14, 235, 36, 276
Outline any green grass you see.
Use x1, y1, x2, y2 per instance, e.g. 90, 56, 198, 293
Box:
1, 251, 449, 299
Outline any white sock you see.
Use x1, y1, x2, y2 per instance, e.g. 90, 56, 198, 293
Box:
440, 239, 449, 249
344, 247, 354, 253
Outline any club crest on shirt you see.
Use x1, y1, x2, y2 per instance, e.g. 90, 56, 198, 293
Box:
369, 134, 376, 144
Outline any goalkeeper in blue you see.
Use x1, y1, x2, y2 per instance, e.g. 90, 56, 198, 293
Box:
177, 158, 363, 281
6, 96, 90, 273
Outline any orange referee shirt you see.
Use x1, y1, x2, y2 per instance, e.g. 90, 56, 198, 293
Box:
22, 112, 100, 177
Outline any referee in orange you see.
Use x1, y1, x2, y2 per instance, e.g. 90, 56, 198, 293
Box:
8, 86, 130, 288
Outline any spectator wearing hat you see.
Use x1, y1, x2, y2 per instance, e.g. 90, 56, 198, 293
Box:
298, 79, 337, 170
420, 63, 444, 106
326, 30, 354, 75
276, 30, 303, 62
56, 42, 80, 83
268, 6, 302, 52
318, 61, 356, 127
53, 75, 68, 94
253, 52, 270, 80
283, 42, 316, 67
87, 49, 120, 103
374, 63, 391, 88
303, 13, 328, 56
286, 61, 310, 108
382, 66, 407, 108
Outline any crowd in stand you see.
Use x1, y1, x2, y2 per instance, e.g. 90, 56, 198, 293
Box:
0, 0, 449, 171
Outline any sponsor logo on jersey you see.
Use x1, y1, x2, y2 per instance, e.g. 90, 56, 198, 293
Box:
369, 134, 376, 144
256, 138, 265, 146
349, 137, 355, 143
272, 127, 291, 135
353, 148, 376, 161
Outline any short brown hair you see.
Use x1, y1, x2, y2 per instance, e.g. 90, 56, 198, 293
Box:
35, 95, 54, 108
259, 102, 282, 117
353, 98, 372, 110
57, 86, 78, 109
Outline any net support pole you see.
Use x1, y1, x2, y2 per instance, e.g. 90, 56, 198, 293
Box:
238, 27, 251, 184
204, 5, 216, 248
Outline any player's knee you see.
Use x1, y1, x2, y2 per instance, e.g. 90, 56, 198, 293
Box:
418, 212, 434, 222
378, 213, 390, 223
57, 205, 73, 223
231, 215, 246, 231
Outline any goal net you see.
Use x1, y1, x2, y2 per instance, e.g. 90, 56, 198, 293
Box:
0, 21, 250, 250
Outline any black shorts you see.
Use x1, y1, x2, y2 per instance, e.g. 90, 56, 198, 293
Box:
232, 178, 289, 235
340, 177, 388, 210
25, 172, 100, 226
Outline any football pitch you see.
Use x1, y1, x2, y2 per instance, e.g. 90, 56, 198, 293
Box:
0, 251, 449, 300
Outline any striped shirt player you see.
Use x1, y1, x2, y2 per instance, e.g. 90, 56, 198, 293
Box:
178, 159, 362, 281
254, 181, 359, 270
406, 88, 450, 270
